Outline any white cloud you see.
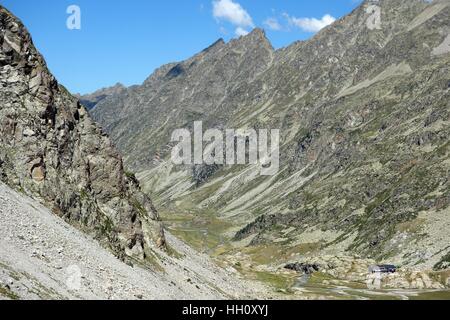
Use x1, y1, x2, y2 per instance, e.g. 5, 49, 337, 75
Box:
286, 14, 336, 33
235, 27, 250, 37
212, 0, 254, 28
263, 17, 281, 31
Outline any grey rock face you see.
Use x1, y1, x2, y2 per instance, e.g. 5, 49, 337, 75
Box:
0, 6, 165, 262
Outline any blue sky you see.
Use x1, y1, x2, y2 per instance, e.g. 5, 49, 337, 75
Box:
1, 0, 362, 94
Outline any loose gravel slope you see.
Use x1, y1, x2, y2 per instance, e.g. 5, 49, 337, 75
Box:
0, 182, 268, 300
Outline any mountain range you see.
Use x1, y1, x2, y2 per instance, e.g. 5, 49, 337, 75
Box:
85, 0, 450, 276
1, 0, 449, 299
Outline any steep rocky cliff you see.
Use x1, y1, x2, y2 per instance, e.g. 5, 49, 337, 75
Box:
0, 6, 165, 263
86, 0, 450, 273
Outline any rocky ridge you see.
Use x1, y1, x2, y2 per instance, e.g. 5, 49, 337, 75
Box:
90, 28, 274, 170
75, 83, 127, 110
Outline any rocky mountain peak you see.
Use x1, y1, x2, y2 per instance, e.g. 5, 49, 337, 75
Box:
232, 27, 274, 52
201, 38, 226, 54
78, 82, 127, 110
89, 23, 275, 171
242, 27, 269, 41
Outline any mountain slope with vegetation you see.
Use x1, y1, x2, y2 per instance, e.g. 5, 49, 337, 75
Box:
86, 0, 450, 282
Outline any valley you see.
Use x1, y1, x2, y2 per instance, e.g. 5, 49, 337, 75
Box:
86, 0, 450, 298
1, 0, 450, 300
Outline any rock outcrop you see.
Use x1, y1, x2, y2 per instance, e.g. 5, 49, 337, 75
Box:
0, 6, 164, 262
